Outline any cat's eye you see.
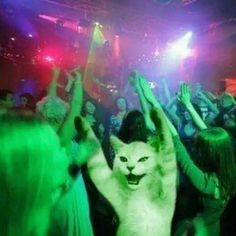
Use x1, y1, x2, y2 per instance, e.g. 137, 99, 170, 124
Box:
119, 156, 128, 162
138, 156, 149, 162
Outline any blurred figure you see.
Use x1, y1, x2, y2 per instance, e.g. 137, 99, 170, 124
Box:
82, 100, 105, 140
219, 92, 235, 110
37, 67, 94, 236
36, 96, 69, 131
109, 96, 129, 135
214, 92, 236, 129
0, 89, 15, 114
0, 113, 68, 236
19, 92, 35, 110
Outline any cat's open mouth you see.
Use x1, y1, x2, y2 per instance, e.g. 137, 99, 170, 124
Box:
126, 173, 146, 185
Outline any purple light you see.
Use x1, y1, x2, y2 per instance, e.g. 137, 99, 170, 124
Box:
10, 37, 15, 41
154, 48, 160, 57
28, 33, 33, 38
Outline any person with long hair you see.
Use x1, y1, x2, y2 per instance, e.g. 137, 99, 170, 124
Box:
134, 77, 236, 235
0, 113, 68, 236
172, 84, 236, 235
82, 99, 105, 141
37, 66, 94, 236
109, 96, 129, 135
118, 109, 149, 143
173, 127, 236, 236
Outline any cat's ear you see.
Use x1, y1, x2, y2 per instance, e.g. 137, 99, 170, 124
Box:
110, 135, 125, 153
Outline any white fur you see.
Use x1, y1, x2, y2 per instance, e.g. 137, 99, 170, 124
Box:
88, 137, 177, 236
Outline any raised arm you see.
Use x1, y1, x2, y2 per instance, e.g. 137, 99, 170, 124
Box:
129, 71, 155, 131
64, 72, 75, 93
57, 68, 83, 148
140, 79, 220, 197
136, 75, 177, 195
196, 91, 219, 115
173, 135, 219, 196
178, 83, 207, 130
138, 75, 178, 137
160, 77, 172, 105
47, 66, 61, 97
150, 106, 177, 209
166, 96, 177, 110
165, 96, 182, 128
75, 116, 112, 188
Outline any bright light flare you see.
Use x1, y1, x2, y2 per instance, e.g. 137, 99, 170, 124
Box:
169, 31, 193, 59
94, 22, 103, 28
185, 31, 193, 39
38, 14, 58, 24
44, 56, 55, 62
39, 47, 60, 65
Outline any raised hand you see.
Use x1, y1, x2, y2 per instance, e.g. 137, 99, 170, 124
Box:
196, 91, 208, 101
178, 83, 207, 130
177, 83, 192, 106
128, 70, 139, 88
66, 71, 75, 81
65, 71, 75, 93
73, 67, 82, 80
139, 75, 160, 108
59, 66, 83, 147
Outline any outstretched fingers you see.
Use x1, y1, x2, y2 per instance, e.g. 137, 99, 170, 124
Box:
139, 76, 159, 107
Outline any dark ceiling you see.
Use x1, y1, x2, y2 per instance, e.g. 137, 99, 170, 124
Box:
1, 0, 236, 33
0, 0, 236, 94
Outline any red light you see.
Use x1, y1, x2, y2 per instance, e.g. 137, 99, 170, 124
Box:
39, 47, 62, 65
114, 35, 120, 58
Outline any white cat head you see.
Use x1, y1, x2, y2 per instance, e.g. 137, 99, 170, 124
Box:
111, 136, 159, 190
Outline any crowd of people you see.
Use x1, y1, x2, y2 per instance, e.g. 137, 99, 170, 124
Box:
0, 65, 236, 236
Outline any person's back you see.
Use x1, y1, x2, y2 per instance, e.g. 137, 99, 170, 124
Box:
49, 140, 94, 236
196, 189, 228, 235
174, 127, 236, 236
49, 173, 93, 236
